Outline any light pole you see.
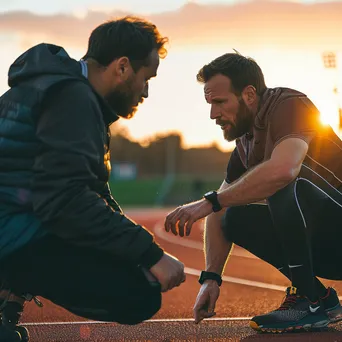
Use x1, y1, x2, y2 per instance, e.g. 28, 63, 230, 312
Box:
322, 52, 342, 132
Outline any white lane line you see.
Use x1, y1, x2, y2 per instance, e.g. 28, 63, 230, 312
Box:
142, 317, 251, 322
153, 220, 256, 259
22, 212, 342, 327
185, 267, 287, 292
154, 221, 342, 300
23, 317, 251, 326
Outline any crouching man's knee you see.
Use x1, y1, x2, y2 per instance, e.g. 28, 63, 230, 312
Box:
115, 290, 162, 325
221, 206, 245, 242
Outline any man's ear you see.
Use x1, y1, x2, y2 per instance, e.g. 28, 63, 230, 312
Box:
111, 56, 131, 80
242, 85, 257, 106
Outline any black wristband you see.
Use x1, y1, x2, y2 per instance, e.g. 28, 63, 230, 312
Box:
198, 271, 222, 286
203, 190, 222, 212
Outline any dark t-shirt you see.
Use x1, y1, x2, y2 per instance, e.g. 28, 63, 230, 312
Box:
226, 87, 342, 190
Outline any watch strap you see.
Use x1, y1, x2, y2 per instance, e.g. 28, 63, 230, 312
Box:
198, 271, 222, 286
204, 191, 222, 212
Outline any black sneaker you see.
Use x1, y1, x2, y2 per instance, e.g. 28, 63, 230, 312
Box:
0, 281, 43, 342
0, 286, 29, 341
250, 286, 329, 333
321, 287, 342, 324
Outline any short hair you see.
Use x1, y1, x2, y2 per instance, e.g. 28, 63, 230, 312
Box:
197, 52, 266, 95
83, 16, 168, 71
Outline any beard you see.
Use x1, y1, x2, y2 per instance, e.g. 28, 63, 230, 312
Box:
220, 99, 254, 142
104, 77, 140, 119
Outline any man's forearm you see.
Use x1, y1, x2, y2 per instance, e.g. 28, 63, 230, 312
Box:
204, 211, 233, 275
217, 160, 292, 208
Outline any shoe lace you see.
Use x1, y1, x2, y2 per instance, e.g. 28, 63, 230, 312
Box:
24, 293, 44, 308
278, 293, 299, 311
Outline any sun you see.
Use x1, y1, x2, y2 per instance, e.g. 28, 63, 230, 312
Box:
319, 103, 339, 130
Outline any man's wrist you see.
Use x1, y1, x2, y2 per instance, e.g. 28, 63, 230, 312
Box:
203, 191, 222, 212
140, 243, 164, 269
203, 279, 220, 286
198, 270, 222, 286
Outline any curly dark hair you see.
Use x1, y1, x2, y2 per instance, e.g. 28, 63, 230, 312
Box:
83, 16, 168, 71
197, 52, 266, 95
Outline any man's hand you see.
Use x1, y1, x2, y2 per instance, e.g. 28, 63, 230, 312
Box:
149, 252, 186, 292
164, 199, 213, 236
193, 280, 220, 324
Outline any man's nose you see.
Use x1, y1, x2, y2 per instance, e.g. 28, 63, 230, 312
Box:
210, 106, 220, 120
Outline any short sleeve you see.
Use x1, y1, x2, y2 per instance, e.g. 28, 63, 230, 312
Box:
269, 97, 320, 151
225, 147, 247, 183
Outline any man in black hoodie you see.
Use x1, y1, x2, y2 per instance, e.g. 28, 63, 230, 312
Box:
0, 16, 185, 339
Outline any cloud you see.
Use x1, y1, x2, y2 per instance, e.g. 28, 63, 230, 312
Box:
0, 1, 341, 52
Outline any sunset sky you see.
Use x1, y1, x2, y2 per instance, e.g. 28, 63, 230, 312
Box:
1, 0, 342, 150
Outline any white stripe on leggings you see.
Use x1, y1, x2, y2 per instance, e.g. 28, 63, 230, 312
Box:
297, 177, 342, 209
294, 180, 307, 228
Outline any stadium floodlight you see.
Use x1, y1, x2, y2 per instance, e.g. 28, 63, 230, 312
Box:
323, 52, 337, 69
322, 52, 342, 130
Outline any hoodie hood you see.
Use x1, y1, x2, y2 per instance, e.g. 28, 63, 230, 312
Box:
8, 43, 83, 88
8, 43, 119, 125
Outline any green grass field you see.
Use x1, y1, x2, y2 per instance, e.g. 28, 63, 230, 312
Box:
109, 178, 164, 206
109, 176, 223, 206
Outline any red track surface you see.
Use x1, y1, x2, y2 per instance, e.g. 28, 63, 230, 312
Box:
20, 208, 342, 341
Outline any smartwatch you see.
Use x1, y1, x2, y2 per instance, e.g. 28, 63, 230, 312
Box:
204, 190, 222, 212
198, 271, 222, 286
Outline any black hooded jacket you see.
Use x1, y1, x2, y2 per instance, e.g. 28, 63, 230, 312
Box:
0, 43, 163, 268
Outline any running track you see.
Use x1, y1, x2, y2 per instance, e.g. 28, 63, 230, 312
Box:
20, 208, 342, 341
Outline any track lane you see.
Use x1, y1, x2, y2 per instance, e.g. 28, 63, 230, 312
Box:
20, 209, 342, 341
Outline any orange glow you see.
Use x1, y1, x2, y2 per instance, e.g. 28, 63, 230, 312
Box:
318, 104, 339, 132
0, 2, 342, 150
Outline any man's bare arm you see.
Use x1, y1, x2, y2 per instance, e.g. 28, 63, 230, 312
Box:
164, 138, 309, 237
217, 138, 308, 208
204, 180, 232, 275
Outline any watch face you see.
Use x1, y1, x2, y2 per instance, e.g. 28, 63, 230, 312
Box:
204, 191, 215, 197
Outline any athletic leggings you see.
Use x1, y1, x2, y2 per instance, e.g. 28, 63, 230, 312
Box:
222, 176, 342, 299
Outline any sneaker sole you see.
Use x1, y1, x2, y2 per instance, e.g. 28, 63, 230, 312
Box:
250, 319, 330, 333
326, 305, 342, 324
